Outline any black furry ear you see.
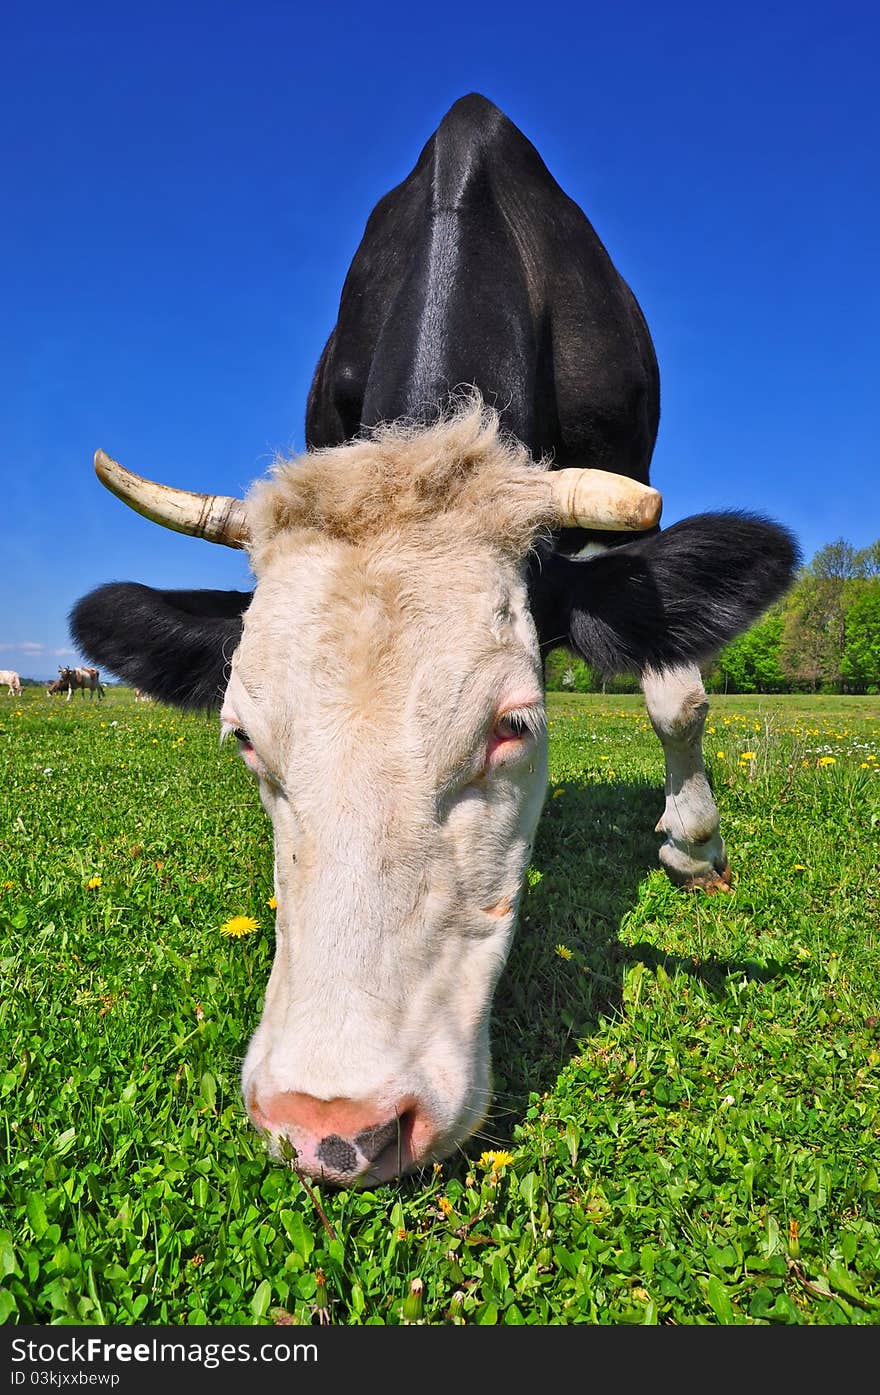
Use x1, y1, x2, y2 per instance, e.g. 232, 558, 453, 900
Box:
530, 512, 800, 674
69, 584, 252, 710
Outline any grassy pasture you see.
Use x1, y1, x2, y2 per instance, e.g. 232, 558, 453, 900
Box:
1, 687, 878, 1325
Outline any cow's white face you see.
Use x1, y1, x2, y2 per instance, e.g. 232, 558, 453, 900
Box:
223, 526, 548, 1185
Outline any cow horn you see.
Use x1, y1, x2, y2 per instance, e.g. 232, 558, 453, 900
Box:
93, 450, 250, 549
548, 468, 662, 532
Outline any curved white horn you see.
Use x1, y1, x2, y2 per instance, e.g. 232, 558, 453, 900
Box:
548, 468, 662, 532
94, 450, 250, 549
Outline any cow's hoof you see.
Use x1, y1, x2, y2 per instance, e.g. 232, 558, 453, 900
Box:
681, 862, 733, 894
658, 839, 731, 893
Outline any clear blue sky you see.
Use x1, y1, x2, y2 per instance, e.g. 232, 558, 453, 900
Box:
2, 0, 877, 680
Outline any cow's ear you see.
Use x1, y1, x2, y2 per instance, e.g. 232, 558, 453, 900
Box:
69, 583, 252, 710
530, 512, 800, 674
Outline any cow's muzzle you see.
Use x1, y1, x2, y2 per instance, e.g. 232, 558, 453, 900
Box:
250, 1090, 429, 1185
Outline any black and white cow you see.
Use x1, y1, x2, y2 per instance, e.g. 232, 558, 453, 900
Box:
71, 95, 798, 1185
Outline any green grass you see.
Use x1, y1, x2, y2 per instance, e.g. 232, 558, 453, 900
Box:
1, 688, 879, 1325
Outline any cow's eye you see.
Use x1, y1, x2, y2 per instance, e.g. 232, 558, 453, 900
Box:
233, 727, 250, 745
487, 704, 543, 765
494, 712, 529, 741
494, 705, 542, 742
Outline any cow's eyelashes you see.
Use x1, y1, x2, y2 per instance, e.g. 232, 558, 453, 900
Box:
495, 712, 529, 740
492, 705, 544, 742
233, 727, 250, 745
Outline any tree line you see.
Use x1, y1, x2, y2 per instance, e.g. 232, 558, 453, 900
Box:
545, 537, 880, 696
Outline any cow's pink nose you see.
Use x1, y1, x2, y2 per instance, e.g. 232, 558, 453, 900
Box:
251, 1090, 425, 1182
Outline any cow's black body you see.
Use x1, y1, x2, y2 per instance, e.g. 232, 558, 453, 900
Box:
306, 95, 658, 535
70, 94, 798, 705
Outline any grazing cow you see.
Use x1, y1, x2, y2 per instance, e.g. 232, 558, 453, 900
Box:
0, 670, 22, 697
57, 666, 104, 701
71, 95, 798, 1185
133, 687, 152, 702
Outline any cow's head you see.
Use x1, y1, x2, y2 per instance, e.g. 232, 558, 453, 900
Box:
234, 416, 561, 1185
70, 402, 661, 1184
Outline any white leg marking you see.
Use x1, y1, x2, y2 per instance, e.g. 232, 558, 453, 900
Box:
640, 664, 731, 891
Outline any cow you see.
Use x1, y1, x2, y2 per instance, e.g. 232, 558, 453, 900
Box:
57, 665, 104, 701
70, 95, 798, 1186
0, 670, 22, 697
133, 687, 152, 702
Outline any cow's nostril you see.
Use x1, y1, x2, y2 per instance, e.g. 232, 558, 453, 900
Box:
363, 1110, 417, 1178
355, 1116, 401, 1163
315, 1134, 358, 1174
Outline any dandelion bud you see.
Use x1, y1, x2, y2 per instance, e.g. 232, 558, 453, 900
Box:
446, 1290, 466, 1324
313, 1268, 329, 1322
787, 1219, 800, 1260
402, 1277, 425, 1323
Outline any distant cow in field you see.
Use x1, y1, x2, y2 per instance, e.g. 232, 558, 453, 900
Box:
133, 687, 152, 702
56, 666, 105, 701
0, 670, 22, 697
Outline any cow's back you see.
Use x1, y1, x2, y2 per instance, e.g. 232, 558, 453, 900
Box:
305, 93, 659, 494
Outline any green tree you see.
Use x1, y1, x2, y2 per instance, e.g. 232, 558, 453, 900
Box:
543, 647, 599, 692
841, 582, 880, 691
779, 575, 845, 691
855, 540, 880, 579
810, 538, 861, 580
709, 609, 785, 693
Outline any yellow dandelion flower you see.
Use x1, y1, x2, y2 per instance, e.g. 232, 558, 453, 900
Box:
793, 864, 806, 871
220, 914, 260, 938
437, 1196, 455, 1218
740, 752, 756, 761
716, 751, 725, 760
266, 895, 277, 910
707, 726, 715, 734
3, 881, 14, 891
555, 943, 573, 960
552, 788, 566, 798
479, 1150, 514, 1169
817, 756, 836, 767
86, 876, 102, 890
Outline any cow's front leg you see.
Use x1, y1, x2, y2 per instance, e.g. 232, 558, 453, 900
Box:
640, 664, 731, 892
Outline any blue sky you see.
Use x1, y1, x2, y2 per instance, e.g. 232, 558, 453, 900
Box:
2, 0, 877, 680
